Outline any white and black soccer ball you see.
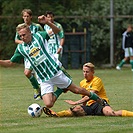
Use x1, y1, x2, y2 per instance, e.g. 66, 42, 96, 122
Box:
28, 103, 42, 118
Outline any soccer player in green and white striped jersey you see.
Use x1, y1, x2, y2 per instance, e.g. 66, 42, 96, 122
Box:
15, 9, 43, 100
15, 9, 43, 44
0, 15, 104, 109
44, 11, 65, 61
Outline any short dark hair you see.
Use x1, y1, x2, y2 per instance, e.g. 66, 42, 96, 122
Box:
45, 11, 54, 17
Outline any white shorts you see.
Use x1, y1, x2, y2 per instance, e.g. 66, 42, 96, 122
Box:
40, 70, 72, 96
124, 47, 133, 57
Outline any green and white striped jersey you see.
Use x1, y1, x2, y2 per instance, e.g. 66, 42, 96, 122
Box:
44, 21, 64, 55
11, 31, 61, 82
15, 22, 43, 40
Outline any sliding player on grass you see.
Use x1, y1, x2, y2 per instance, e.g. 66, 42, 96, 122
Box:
43, 62, 133, 117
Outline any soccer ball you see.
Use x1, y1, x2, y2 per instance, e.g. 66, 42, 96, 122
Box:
28, 103, 43, 118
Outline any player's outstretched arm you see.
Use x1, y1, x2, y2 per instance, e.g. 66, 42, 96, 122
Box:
38, 15, 60, 34
0, 60, 15, 67
65, 96, 89, 105
15, 39, 23, 45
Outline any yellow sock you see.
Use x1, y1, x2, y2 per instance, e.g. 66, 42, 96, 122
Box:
57, 110, 73, 117
122, 110, 133, 117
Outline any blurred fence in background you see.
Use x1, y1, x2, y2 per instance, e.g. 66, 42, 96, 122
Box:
62, 29, 91, 69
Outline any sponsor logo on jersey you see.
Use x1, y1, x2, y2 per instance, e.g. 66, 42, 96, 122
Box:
34, 55, 46, 66
29, 47, 40, 57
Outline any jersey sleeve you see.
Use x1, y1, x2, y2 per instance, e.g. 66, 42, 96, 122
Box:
38, 31, 50, 41
57, 24, 65, 39
36, 24, 44, 31
10, 46, 23, 63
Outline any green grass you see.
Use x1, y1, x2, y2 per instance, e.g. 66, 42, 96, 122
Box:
0, 66, 133, 133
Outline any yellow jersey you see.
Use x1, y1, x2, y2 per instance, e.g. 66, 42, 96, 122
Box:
80, 76, 109, 106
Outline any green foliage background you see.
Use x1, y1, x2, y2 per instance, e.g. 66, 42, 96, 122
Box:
0, 0, 133, 64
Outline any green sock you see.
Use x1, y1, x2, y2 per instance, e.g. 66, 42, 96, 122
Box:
130, 60, 133, 69
119, 59, 126, 67
29, 75, 40, 89
89, 92, 100, 101
54, 88, 63, 99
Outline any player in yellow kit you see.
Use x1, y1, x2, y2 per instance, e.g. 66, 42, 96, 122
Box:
43, 62, 133, 117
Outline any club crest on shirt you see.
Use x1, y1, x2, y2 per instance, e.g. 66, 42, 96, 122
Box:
29, 47, 40, 57
88, 85, 92, 89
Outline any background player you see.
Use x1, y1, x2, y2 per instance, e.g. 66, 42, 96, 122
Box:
116, 24, 133, 71
15, 9, 43, 100
44, 11, 65, 61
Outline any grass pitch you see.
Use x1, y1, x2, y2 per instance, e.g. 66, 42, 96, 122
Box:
0, 65, 133, 133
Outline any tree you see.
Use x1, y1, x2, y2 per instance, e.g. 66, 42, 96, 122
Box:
1, 0, 133, 65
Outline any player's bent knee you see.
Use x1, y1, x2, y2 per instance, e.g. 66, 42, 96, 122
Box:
103, 106, 116, 116
24, 69, 31, 78
103, 110, 116, 116
43, 99, 54, 108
